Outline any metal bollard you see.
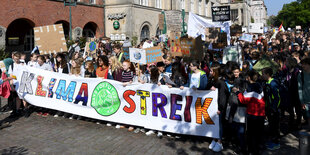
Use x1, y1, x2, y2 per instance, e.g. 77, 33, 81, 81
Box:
299, 131, 310, 155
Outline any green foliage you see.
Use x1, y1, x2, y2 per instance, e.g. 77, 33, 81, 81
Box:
0, 48, 10, 60
267, 15, 281, 27
131, 36, 138, 46
276, 0, 310, 28
251, 17, 255, 23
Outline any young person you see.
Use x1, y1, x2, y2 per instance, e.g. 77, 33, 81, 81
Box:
96, 55, 112, 79
182, 60, 208, 90
84, 60, 96, 78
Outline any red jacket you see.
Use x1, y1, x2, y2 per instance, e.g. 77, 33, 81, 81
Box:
238, 83, 265, 116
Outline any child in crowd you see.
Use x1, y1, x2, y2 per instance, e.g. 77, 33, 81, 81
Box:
96, 55, 112, 79
121, 60, 135, 86
132, 65, 148, 84
27, 53, 38, 67
84, 60, 96, 78
109, 56, 123, 81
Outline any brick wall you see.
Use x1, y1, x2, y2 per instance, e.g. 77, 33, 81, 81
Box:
0, 0, 105, 36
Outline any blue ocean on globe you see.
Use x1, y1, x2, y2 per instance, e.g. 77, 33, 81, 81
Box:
134, 52, 141, 60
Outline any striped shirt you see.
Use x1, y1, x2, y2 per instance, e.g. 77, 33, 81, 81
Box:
121, 70, 134, 82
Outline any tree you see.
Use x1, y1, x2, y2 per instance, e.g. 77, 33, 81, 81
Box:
276, 0, 310, 28
267, 15, 280, 27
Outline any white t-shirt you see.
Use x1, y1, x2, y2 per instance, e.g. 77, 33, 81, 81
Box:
190, 72, 201, 89
35, 63, 53, 71
27, 61, 37, 67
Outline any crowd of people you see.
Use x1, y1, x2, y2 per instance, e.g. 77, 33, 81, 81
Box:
1, 29, 310, 154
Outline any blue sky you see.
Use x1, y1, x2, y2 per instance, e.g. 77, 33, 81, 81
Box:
264, 0, 296, 16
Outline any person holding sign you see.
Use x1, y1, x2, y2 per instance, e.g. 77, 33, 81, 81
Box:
181, 60, 208, 90
113, 44, 126, 63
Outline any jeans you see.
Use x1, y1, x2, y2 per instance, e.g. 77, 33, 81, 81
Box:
247, 114, 265, 155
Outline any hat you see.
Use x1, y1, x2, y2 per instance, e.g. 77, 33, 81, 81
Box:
293, 43, 300, 46
156, 62, 165, 67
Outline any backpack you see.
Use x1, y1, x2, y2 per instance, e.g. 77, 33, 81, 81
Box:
273, 78, 289, 109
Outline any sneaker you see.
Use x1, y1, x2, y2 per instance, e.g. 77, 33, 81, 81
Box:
140, 128, 146, 133
37, 112, 43, 116
96, 122, 101, 125
212, 142, 223, 152
157, 132, 163, 137
54, 114, 59, 118
209, 140, 216, 149
115, 124, 121, 129
175, 136, 181, 139
106, 123, 112, 126
266, 143, 280, 150
146, 130, 155, 136
134, 128, 140, 133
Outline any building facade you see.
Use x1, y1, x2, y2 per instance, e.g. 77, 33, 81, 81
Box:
249, 0, 267, 25
104, 0, 220, 43
0, 0, 105, 53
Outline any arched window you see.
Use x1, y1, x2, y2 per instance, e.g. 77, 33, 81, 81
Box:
140, 25, 150, 41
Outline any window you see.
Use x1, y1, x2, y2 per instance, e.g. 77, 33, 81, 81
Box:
205, 0, 209, 16
140, 0, 148, 6
90, 0, 95, 4
199, 0, 202, 14
231, 9, 238, 22
190, 0, 194, 12
155, 0, 162, 8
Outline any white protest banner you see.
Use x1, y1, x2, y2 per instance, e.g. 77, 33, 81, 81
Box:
239, 33, 253, 42
187, 12, 231, 44
222, 46, 242, 65
129, 48, 147, 64
15, 66, 220, 138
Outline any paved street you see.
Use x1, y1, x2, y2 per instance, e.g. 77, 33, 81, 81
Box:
0, 98, 300, 155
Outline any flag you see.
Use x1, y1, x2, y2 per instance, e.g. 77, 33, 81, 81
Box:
279, 23, 285, 32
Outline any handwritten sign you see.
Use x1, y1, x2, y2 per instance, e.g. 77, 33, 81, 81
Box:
129, 48, 147, 64
239, 33, 253, 42
212, 32, 228, 49
211, 6, 230, 22
165, 10, 182, 32
34, 24, 68, 54
170, 32, 182, 56
180, 38, 194, 56
230, 25, 242, 36
205, 27, 221, 43
145, 46, 163, 64
158, 14, 165, 30
123, 47, 130, 60
84, 41, 98, 59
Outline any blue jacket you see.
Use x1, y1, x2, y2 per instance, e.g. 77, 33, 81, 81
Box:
185, 70, 208, 90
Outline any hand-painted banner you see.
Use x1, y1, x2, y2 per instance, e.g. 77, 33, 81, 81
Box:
15, 66, 219, 138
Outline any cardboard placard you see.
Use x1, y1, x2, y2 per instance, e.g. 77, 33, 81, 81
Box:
205, 27, 221, 43
129, 48, 147, 64
170, 32, 182, 56
230, 25, 242, 36
123, 47, 130, 60
34, 24, 68, 54
239, 33, 253, 42
84, 41, 98, 59
158, 14, 164, 30
145, 46, 163, 64
190, 35, 203, 61
212, 32, 228, 49
222, 46, 242, 64
180, 38, 194, 56
165, 10, 182, 32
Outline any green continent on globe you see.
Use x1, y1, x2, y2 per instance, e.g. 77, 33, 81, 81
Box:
91, 82, 121, 116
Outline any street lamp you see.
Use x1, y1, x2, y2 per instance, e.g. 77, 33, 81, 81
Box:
64, 0, 77, 40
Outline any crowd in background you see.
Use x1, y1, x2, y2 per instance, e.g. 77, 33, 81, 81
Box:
1, 28, 310, 154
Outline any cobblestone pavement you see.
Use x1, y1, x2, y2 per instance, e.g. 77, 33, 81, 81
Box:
0, 98, 300, 155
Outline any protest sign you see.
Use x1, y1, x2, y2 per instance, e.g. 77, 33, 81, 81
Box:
145, 46, 163, 64
211, 6, 230, 22
170, 32, 182, 56
248, 23, 264, 34
190, 35, 203, 61
84, 41, 98, 59
222, 46, 242, 64
205, 28, 227, 49
212, 32, 228, 49
15, 66, 220, 138
129, 48, 147, 64
165, 10, 182, 32
230, 25, 242, 36
158, 14, 164, 30
253, 56, 279, 75
34, 24, 67, 54
123, 47, 130, 60
239, 33, 253, 42
180, 37, 194, 56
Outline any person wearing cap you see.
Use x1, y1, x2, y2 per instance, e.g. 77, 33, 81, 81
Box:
293, 42, 304, 58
